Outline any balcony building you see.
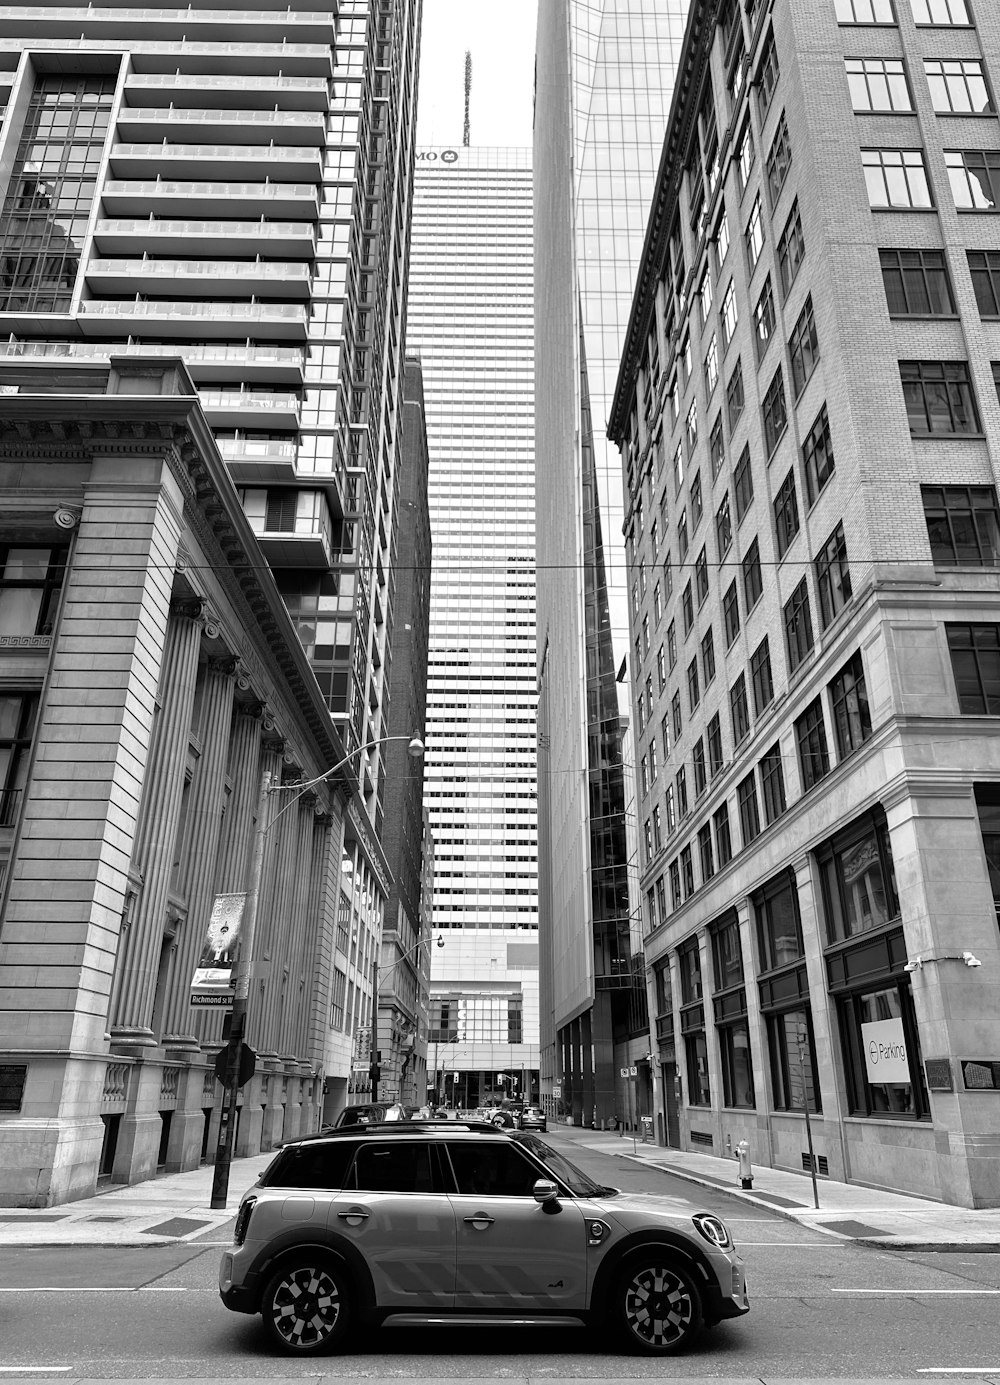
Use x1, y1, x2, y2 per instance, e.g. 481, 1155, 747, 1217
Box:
610, 0, 1000, 1208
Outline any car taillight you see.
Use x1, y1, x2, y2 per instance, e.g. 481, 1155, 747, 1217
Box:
233, 1195, 256, 1246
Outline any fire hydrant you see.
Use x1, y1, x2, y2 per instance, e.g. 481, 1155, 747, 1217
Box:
736, 1139, 753, 1189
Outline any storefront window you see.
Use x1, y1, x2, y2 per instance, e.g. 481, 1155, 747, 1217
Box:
838, 981, 929, 1119
817, 809, 899, 944
720, 1020, 755, 1108
767, 1007, 820, 1112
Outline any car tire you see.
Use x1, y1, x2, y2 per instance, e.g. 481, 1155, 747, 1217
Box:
612, 1255, 703, 1355
260, 1255, 352, 1355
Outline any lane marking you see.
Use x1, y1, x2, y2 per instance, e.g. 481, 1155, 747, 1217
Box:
917, 1370, 1000, 1374
0, 1369, 72, 1374
831, 1288, 1000, 1295
0, 1285, 187, 1293
740, 1241, 850, 1247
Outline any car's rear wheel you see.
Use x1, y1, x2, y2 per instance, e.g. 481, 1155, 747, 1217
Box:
612, 1256, 703, 1355
261, 1256, 351, 1354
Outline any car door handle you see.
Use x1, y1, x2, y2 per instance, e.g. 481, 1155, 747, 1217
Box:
463, 1214, 495, 1227
337, 1208, 370, 1221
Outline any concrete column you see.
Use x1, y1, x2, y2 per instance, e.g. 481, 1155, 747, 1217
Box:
161, 656, 238, 1049
278, 797, 315, 1062
112, 600, 203, 1042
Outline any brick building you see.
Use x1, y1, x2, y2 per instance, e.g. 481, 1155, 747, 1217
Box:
610, 0, 1000, 1207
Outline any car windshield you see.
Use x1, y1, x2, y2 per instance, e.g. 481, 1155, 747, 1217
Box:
514, 1132, 609, 1198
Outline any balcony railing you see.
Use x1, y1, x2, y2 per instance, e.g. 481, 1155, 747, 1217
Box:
81, 299, 305, 321
0, 339, 305, 368
120, 106, 324, 129
200, 389, 299, 413
87, 257, 310, 282
101, 178, 317, 201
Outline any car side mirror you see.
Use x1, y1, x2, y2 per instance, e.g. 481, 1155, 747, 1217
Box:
532, 1178, 559, 1205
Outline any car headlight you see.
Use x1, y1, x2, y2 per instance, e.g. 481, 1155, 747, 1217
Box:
692, 1211, 733, 1250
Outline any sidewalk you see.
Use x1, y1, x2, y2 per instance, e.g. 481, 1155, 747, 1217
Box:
0, 1152, 272, 1247
559, 1124, 1000, 1252
0, 1126, 997, 1251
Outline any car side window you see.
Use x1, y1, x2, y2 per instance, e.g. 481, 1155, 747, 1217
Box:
446, 1141, 542, 1198
263, 1141, 358, 1190
349, 1141, 435, 1193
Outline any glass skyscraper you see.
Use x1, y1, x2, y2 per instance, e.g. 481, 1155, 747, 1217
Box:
408, 146, 539, 1108
534, 0, 688, 1123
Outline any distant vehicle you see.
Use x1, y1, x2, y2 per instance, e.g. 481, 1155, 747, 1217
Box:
519, 1106, 547, 1132
330, 1103, 409, 1128
219, 1121, 749, 1355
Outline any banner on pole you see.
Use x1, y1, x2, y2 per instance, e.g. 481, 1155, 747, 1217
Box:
190, 892, 246, 1006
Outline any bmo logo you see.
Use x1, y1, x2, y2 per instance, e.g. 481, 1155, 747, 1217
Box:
416, 149, 459, 163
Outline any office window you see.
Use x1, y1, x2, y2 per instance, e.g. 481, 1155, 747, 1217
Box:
691, 473, 704, 530
672, 689, 683, 740
750, 637, 774, 715
655, 877, 668, 927
736, 119, 755, 192
760, 741, 787, 822
829, 650, 873, 758
724, 580, 741, 646
653, 581, 662, 625
797, 698, 830, 792
663, 550, 673, 599
700, 267, 714, 325
745, 195, 765, 272
637, 690, 646, 736
653, 804, 663, 854
677, 507, 689, 561
817, 808, 899, 944
946, 149, 1000, 210
661, 712, 671, 760
900, 360, 980, 434
657, 645, 666, 691
910, 0, 969, 20
676, 764, 689, 818
707, 711, 723, 778
766, 113, 793, 208
686, 398, 699, 456
835, 0, 895, 19
695, 546, 709, 605
644, 818, 654, 864
714, 802, 732, 866
722, 279, 739, 346
880, 248, 955, 315
742, 537, 763, 609
705, 333, 719, 394
681, 844, 695, 898
994, 360, 1000, 404
667, 619, 677, 668
731, 671, 751, 745
773, 468, 800, 558
922, 485, 1000, 566
0, 691, 39, 827
969, 250, 1000, 315
802, 404, 835, 505
673, 442, 684, 495
640, 755, 649, 797
925, 60, 992, 114
734, 445, 754, 519
0, 544, 67, 637
649, 736, 658, 783
670, 859, 682, 909
710, 413, 725, 478
702, 626, 716, 685
642, 613, 650, 655
693, 737, 707, 797
784, 577, 814, 671
716, 493, 732, 558
754, 276, 776, 360
737, 771, 761, 846
762, 367, 788, 455
755, 869, 805, 971
758, 30, 780, 116
947, 624, 1000, 712
664, 781, 676, 834
862, 148, 933, 208
789, 296, 819, 397
777, 200, 805, 298
682, 580, 694, 633
816, 522, 853, 628
727, 358, 745, 431
846, 58, 912, 112
715, 208, 731, 267
687, 657, 701, 713
698, 822, 715, 882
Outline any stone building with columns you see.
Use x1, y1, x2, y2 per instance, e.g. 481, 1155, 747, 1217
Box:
0, 357, 389, 1206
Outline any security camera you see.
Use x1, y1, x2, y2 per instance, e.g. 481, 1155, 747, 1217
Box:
903, 959, 920, 973
962, 951, 982, 968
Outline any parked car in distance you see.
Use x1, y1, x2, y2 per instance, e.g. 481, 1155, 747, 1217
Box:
330, 1102, 408, 1128
219, 1121, 749, 1356
519, 1105, 547, 1132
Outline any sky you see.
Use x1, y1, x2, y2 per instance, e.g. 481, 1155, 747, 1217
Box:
416, 1, 538, 149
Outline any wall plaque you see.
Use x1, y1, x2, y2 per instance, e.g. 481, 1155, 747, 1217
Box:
924, 1058, 953, 1091
0, 1063, 27, 1112
961, 1059, 1000, 1091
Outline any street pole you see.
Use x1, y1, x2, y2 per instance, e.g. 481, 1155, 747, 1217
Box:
210, 768, 270, 1210
797, 1029, 820, 1210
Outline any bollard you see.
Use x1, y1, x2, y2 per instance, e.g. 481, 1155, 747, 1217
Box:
736, 1138, 753, 1189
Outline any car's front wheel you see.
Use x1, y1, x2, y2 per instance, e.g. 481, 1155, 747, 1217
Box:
261, 1256, 351, 1354
612, 1256, 703, 1355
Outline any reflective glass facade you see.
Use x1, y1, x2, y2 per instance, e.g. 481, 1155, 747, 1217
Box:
408, 146, 539, 1095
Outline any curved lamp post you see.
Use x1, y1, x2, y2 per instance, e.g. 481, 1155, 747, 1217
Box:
210, 731, 424, 1208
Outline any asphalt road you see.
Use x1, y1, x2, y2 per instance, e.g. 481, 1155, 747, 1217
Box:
0, 1129, 998, 1380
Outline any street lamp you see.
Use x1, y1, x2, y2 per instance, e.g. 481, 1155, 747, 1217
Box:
209, 731, 424, 1209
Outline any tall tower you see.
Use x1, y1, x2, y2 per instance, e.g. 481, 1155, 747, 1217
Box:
533, 0, 688, 1124
0, 1, 425, 1122
408, 145, 539, 1109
